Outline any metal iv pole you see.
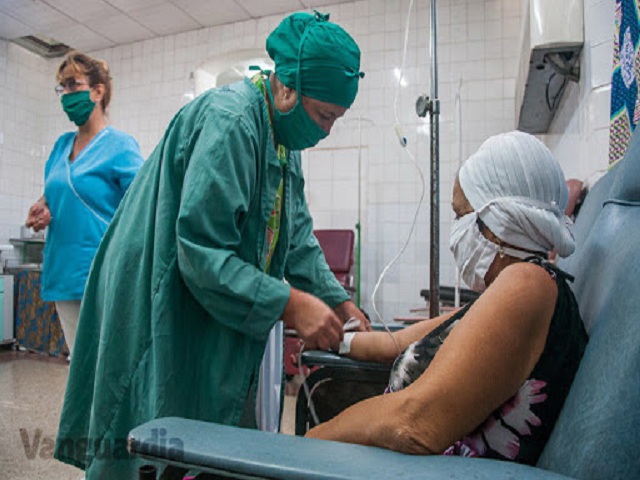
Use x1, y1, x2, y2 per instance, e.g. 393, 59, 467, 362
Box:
416, 0, 440, 318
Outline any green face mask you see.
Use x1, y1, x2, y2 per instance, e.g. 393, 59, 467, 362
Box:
265, 77, 327, 151
61, 90, 96, 126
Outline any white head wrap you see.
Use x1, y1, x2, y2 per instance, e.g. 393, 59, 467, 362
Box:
458, 131, 575, 257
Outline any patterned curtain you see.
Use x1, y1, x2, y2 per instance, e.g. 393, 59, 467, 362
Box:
609, 0, 640, 164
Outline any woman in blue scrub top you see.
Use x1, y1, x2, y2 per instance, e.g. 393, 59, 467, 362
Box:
25, 52, 143, 356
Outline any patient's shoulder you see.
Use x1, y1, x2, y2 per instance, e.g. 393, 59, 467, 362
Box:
499, 259, 557, 283
480, 261, 558, 322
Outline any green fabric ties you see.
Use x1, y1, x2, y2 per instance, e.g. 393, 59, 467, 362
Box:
266, 11, 364, 108
252, 73, 287, 272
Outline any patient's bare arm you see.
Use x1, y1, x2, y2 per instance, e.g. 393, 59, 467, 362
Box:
306, 262, 557, 454
342, 309, 461, 364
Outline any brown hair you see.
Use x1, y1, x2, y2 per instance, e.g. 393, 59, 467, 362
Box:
57, 51, 112, 111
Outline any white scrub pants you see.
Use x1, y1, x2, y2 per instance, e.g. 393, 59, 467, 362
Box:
55, 300, 81, 356
255, 320, 284, 432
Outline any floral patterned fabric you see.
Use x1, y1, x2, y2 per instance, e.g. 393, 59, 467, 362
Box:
386, 258, 587, 465
610, 0, 640, 164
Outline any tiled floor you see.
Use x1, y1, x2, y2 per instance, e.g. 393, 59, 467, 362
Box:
0, 349, 83, 480
0, 348, 299, 480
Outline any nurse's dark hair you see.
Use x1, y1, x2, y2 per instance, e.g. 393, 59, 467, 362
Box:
56, 51, 112, 111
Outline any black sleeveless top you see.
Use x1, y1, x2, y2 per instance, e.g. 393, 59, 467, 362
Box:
386, 258, 588, 465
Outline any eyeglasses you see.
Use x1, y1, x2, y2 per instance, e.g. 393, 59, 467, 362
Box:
54, 78, 89, 97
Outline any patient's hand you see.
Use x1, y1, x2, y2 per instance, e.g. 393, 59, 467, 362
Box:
333, 300, 372, 332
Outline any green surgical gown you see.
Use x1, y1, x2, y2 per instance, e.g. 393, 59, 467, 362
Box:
54, 78, 349, 479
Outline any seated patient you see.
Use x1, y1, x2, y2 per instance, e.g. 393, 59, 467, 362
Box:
306, 131, 588, 465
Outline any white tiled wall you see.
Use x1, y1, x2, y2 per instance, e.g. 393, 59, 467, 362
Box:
0, 40, 50, 245
0, 0, 615, 322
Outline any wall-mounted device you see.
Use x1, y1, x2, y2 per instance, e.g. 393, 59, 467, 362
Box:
515, 0, 584, 133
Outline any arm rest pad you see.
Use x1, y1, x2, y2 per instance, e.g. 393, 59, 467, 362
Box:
128, 418, 575, 480
300, 350, 390, 371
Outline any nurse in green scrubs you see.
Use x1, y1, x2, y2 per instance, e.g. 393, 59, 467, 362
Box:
55, 11, 367, 479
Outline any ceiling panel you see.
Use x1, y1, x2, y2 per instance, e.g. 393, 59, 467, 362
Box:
0, 0, 75, 33
236, 0, 306, 18
102, 0, 167, 14
128, 2, 202, 35
41, 0, 120, 24
172, 0, 249, 27
50, 23, 114, 52
85, 13, 155, 45
300, 0, 353, 7
0, 10, 32, 40
0, 0, 358, 53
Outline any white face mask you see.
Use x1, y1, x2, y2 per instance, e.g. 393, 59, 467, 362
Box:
449, 212, 532, 292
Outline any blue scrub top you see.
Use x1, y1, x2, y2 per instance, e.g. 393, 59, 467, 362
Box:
41, 126, 144, 301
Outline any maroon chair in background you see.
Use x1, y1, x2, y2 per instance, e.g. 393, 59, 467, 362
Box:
313, 229, 356, 293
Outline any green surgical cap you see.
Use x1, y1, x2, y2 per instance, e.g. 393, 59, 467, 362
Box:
266, 11, 364, 108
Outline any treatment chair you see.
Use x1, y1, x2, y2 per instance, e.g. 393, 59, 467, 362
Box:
128, 132, 640, 479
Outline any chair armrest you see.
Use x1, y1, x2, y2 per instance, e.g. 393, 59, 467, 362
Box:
420, 286, 479, 304
371, 323, 404, 332
300, 350, 390, 371
128, 417, 576, 480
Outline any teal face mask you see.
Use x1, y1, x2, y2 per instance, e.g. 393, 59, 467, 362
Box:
61, 90, 96, 126
265, 77, 327, 151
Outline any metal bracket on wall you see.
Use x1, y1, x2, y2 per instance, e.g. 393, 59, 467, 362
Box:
416, 95, 440, 117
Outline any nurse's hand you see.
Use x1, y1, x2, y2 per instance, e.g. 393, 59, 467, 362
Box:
25, 197, 51, 232
283, 288, 343, 351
